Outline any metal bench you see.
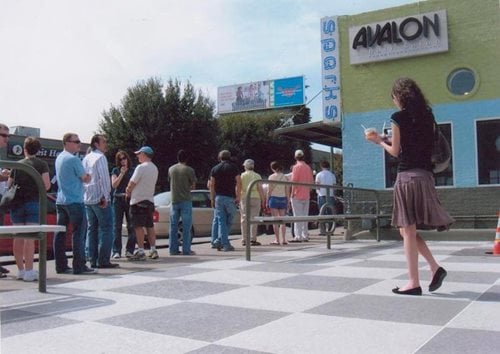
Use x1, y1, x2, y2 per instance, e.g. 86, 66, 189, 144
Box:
0, 160, 66, 292
243, 179, 390, 261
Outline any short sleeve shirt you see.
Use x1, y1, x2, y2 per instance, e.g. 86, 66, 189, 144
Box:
210, 161, 239, 198
130, 161, 158, 205
168, 163, 197, 203
13, 157, 49, 204
55, 150, 86, 205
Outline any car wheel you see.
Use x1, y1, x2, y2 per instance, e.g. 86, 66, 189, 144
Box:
177, 222, 194, 245
319, 203, 336, 233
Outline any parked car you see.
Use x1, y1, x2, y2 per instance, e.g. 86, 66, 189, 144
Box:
0, 194, 73, 258
151, 190, 242, 241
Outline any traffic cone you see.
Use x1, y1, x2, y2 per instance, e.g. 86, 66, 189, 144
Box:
493, 211, 500, 256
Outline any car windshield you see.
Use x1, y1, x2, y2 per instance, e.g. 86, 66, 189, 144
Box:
154, 192, 171, 206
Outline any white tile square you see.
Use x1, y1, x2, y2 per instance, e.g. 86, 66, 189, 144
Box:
217, 312, 440, 354
308, 265, 407, 280
192, 285, 346, 313
51, 274, 165, 291
178, 269, 294, 286
0, 321, 208, 354
188, 259, 264, 270
448, 301, 500, 332
55, 291, 180, 321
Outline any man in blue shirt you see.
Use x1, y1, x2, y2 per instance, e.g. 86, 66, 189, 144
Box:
54, 133, 94, 274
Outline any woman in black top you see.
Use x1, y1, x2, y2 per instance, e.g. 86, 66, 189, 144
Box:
367, 78, 453, 296
111, 150, 136, 258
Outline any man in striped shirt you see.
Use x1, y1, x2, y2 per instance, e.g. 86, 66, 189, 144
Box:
82, 134, 118, 269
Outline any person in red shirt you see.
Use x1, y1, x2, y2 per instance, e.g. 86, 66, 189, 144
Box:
289, 149, 314, 242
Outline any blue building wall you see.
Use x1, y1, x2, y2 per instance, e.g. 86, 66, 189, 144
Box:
343, 98, 500, 189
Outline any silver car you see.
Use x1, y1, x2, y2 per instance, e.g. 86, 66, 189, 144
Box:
153, 189, 241, 239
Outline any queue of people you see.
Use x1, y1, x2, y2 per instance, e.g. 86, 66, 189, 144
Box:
0, 132, 338, 281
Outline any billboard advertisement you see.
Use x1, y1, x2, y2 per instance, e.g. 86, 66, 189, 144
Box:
218, 76, 304, 114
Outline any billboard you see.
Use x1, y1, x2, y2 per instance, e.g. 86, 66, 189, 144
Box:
217, 76, 304, 114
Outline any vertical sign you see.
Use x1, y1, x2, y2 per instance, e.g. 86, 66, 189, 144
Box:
321, 16, 341, 123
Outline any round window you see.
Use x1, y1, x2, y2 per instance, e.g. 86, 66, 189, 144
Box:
447, 68, 476, 96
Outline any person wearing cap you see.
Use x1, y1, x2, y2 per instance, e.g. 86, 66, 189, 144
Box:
209, 150, 241, 251
290, 149, 314, 242
125, 146, 158, 260
168, 149, 197, 255
82, 134, 118, 269
239, 159, 265, 246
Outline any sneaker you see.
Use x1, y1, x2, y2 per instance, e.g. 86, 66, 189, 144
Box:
17, 270, 25, 280
23, 270, 39, 282
81, 266, 97, 274
148, 250, 159, 259
222, 245, 235, 252
129, 251, 146, 261
183, 250, 196, 256
125, 251, 134, 258
112, 253, 121, 259
57, 267, 73, 274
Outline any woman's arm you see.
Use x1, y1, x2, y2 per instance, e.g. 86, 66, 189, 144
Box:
367, 123, 401, 158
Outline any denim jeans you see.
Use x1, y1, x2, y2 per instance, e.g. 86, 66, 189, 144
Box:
214, 195, 236, 248
85, 203, 113, 266
54, 203, 87, 273
317, 196, 336, 233
169, 200, 193, 255
112, 196, 136, 255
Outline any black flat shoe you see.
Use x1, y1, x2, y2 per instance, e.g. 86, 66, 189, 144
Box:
392, 286, 422, 295
429, 267, 447, 292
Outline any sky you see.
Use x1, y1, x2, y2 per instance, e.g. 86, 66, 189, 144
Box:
0, 0, 417, 146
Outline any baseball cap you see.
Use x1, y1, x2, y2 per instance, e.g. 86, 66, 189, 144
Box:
294, 149, 304, 158
243, 159, 254, 168
135, 146, 154, 156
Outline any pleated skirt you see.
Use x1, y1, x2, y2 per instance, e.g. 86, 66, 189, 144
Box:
392, 169, 455, 230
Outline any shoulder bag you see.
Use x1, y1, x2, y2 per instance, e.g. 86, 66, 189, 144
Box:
431, 121, 451, 174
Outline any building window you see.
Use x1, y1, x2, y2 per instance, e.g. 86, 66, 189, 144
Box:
384, 123, 453, 188
477, 119, 500, 185
447, 68, 476, 96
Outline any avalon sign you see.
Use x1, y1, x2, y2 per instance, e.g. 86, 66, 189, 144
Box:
349, 10, 448, 65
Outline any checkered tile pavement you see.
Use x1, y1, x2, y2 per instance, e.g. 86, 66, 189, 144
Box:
1, 240, 499, 353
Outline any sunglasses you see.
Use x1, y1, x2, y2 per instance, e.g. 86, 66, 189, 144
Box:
68, 140, 81, 144
119, 157, 127, 161
0, 133, 9, 138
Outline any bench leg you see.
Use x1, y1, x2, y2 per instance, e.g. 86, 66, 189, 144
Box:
38, 233, 46, 293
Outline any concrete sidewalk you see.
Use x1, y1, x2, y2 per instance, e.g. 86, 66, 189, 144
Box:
1, 232, 499, 353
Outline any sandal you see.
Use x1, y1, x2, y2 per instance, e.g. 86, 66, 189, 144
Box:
251, 240, 261, 246
282, 241, 288, 245
270, 241, 280, 245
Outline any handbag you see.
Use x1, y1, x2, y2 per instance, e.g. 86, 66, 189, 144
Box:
431, 121, 451, 174
0, 171, 19, 210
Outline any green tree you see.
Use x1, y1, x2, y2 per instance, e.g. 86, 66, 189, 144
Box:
217, 105, 311, 176
99, 77, 218, 190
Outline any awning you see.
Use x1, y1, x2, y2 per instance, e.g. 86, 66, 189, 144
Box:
273, 120, 342, 149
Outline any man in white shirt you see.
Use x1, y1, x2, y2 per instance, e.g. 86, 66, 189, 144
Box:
315, 160, 337, 235
82, 134, 117, 269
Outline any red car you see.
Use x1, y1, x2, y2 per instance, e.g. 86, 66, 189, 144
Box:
0, 194, 73, 259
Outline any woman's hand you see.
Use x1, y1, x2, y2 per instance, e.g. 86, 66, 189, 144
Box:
365, 132, 382, 144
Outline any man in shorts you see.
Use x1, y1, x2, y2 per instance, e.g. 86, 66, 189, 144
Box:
125, 146, 158, 260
